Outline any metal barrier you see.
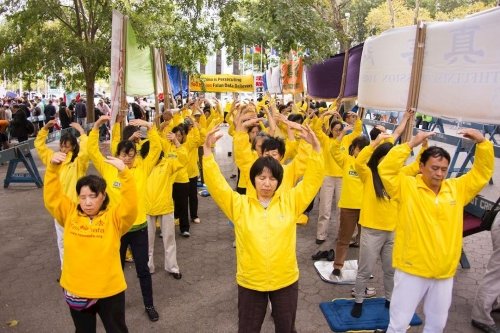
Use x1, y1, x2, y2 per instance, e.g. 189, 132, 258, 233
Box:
2, 139, 43, 188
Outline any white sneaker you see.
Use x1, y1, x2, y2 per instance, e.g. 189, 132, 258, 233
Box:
180, 231, 190, 238
192, 218, 201, 224
351, 287, 377, 298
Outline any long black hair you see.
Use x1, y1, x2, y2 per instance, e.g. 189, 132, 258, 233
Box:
60, 132, 79, 163
367, 142, 393, 199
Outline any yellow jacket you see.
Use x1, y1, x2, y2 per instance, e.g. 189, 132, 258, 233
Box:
331, 139, 363, 209
203, 150, 324, 291
88, 127, 161, 230
43, 163, 137, 298
234, 130, 311, 197
311, 117, 342, 177
35, 128, 89, 203
145, 145, 188, 215
185, 127, 203, 179
355, 143, 421, 231
379, 141, 494, 278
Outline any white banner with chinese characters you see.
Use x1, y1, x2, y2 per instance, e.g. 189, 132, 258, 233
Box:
418, 8, 500, 124
358, 7, 500, 124
357, 25, 416, 112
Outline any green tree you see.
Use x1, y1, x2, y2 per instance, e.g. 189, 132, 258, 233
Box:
0, 0, 112, 122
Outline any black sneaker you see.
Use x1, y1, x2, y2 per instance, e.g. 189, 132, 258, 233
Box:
145, 306, 159, 322
170, 272, 182, 280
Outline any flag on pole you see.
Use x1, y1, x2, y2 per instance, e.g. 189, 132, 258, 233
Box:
125, 20, 155, 96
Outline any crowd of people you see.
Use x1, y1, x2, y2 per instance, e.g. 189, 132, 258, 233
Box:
24, 92, 498, 332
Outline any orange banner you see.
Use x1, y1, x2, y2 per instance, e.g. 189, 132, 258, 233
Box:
281, 58, 304, 94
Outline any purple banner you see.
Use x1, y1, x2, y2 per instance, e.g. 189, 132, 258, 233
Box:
344, 43, 363, 98
306, 53, 344, 99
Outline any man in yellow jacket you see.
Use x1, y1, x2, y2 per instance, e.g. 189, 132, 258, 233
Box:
379, 129, 494, 333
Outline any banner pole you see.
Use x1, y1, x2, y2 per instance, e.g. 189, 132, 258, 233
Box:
151, 47, 160, 120
402, 22, 427, 143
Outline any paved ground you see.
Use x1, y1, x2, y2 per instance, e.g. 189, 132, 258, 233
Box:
0, 126, 499, 332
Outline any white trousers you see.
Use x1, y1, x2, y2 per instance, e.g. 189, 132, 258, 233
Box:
472, 214, 500, 326
387, 270, 453, 333
147, 213, 179, 274
316, 176, 342, 241
54, 219, 64, 268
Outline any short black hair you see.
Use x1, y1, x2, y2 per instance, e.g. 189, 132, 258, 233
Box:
287, 114, 304, 124
349, 135, 370, 156
261, 137, 286, 158
76, 175, 109, 213
116, 140, 136, 156
420, 146, 450, 165
249, 156, 284, 190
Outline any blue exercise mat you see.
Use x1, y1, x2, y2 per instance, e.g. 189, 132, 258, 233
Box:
319, 298, 422, 332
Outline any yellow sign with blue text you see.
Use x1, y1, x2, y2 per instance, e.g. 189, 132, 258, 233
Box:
189, 74, 254, 92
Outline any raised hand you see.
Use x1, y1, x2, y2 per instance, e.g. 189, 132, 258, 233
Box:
203, 126, 223, 155
129, 119, 151, 129
373, 133, 392, 146
43, 120, 57, 130
103, 156, 126, 172
70, 122, 85, 135
94, 115, 111, 129
50, 151, 67, 165
299, 124, 321, 152
408, 131, 435, 148
457, 128, 485, 143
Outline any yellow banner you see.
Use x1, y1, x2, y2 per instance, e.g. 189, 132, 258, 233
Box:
189, 74, 254, 92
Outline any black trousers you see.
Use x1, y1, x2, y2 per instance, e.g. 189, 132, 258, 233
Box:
173, 182, 190, 233
119, 227, 154, 307
69, 291, 128, 333
238, 281, 298, 333
198, 146, 204, 184
188, 177, 199, 220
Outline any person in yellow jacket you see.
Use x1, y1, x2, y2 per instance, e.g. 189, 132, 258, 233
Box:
35, 120, 89, 268
311, 110, 361, 247
43, 151, 137, 333
202, 125, 324, 332
146, 133, 188, 279
379, 129, 494, 333
171, 119, 202, 236
89, 115, 162, 322
330, 129, 370, 276
351, 131, 423, 318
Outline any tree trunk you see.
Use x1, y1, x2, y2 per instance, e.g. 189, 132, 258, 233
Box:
232, 59, 240, 75
84, 73, 96, 123
215, 49, 222, 100
387, 0, 395, 28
